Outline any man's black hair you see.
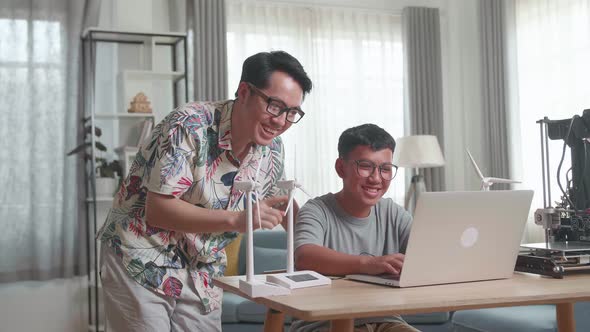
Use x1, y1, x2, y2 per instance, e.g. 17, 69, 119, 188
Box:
338, 124, 396, 158
235, 51, 312, 98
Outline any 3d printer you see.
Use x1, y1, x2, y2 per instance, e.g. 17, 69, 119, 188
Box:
515, 109, 590, 278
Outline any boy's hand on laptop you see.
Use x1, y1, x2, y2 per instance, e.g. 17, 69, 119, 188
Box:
360, 253, 405, 276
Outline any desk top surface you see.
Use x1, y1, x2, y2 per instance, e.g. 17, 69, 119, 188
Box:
213, 273, 590, 321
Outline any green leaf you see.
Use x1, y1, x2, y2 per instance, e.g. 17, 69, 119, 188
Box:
96, 141, 107, 152
126, 258, 147, 284
143, 262, 166, 288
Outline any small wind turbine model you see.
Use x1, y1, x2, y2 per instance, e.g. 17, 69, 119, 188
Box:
466, 149, 520, 191
266, 146, 331, 289
235, 156, 291, 297
235, 148, 331, 298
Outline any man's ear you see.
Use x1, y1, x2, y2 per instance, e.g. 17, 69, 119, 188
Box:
335, 158, 345, 179
236, 82, 249, 100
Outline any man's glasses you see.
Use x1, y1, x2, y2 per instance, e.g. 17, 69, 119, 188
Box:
348, 159, 398, 181
247, 83, 305, 124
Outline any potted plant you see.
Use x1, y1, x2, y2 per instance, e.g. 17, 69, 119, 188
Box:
67, 124, 123, 197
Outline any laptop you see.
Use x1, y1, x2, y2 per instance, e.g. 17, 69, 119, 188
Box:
346, 190, 534, 287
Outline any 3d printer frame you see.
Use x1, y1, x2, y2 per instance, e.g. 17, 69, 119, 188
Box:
515, 110, 590, 278
536, 110, 590, 242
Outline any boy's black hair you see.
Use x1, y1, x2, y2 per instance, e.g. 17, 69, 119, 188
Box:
235, 51, 312, 98
338, 124, 396, 158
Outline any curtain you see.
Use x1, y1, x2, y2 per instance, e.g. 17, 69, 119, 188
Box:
508, 0, 590, 242
226, 1, 406, 206
479, 0, 511, 190
402, 7, 445, 191
187, 0, 228, 101
0, 0, 94, 281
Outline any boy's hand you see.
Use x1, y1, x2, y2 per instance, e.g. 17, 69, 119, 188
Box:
360, 253, 405, 276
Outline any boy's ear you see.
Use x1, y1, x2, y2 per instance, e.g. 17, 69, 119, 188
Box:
335, 158, 345, 179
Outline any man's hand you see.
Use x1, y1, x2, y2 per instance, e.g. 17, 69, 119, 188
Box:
233, 195, 290, 232
360, 253, 405, 276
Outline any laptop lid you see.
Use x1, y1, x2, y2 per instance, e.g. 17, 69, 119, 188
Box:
347, 190, 533, 288
398, 190, 533, 287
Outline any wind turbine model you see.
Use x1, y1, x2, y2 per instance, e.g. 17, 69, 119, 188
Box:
235, 156, 291, 297
466, 149, 521, 191
266, 149, 331, 289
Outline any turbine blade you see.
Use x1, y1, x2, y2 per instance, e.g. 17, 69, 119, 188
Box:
466, 149, 485, 180
255, 191, 262, 230
284, 191, 295, 217
298, 186, 312, 198
487, 177, 521, 184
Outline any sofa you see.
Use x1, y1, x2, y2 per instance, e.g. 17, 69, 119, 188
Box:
220, 230, 590, 332
221, 230, 453, 332
451, 302, 590, 332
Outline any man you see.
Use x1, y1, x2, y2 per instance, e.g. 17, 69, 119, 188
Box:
291, 124, 419, 332
98, 51, 312, 331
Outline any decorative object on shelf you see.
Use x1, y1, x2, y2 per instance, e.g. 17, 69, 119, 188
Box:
392, 135, 445, 214
127, 92, 152, 113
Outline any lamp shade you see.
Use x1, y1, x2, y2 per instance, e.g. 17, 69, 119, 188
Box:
392, 135, 445, 168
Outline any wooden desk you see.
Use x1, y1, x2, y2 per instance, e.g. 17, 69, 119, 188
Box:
214, 273, 590, 332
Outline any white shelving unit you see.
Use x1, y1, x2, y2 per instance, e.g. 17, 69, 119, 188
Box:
81, 27, 188, 332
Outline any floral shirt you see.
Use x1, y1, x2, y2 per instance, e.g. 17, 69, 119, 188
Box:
98, 100, 285, 312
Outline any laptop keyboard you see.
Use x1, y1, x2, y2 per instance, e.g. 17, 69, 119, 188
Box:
378, 274, 400, 280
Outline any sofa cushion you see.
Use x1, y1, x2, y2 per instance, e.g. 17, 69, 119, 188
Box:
237, 300, 267, 323
238, 230, 288, 275
452, 305, 556, 332
453, 302, 590, 332
575, 301, 590, 330
402, 312, 450, 324
221, 292, 251, 323
224, 234, 243, 276
253, 246, 287, 274
237, 299, 292, 323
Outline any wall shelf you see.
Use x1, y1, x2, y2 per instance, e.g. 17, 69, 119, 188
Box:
82, 27, 188, 332
123, 69, 185, 82
82, 27, 186, 45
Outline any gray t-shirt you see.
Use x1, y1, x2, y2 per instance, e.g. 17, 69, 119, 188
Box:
290, 193, 413, 332
295, 192, 412, 256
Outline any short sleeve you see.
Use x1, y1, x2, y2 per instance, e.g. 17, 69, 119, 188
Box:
294, 199, 326, 250
142, 117, 198, 198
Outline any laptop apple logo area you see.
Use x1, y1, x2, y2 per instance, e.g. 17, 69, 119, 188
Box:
461, 227, 479, 248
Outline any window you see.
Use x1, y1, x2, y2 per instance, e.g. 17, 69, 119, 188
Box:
512, 0, 590, 241
226, 2, 405, 206
0, 14, 77, 280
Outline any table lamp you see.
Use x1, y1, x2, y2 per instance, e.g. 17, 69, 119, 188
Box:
392, 135, 445, 213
